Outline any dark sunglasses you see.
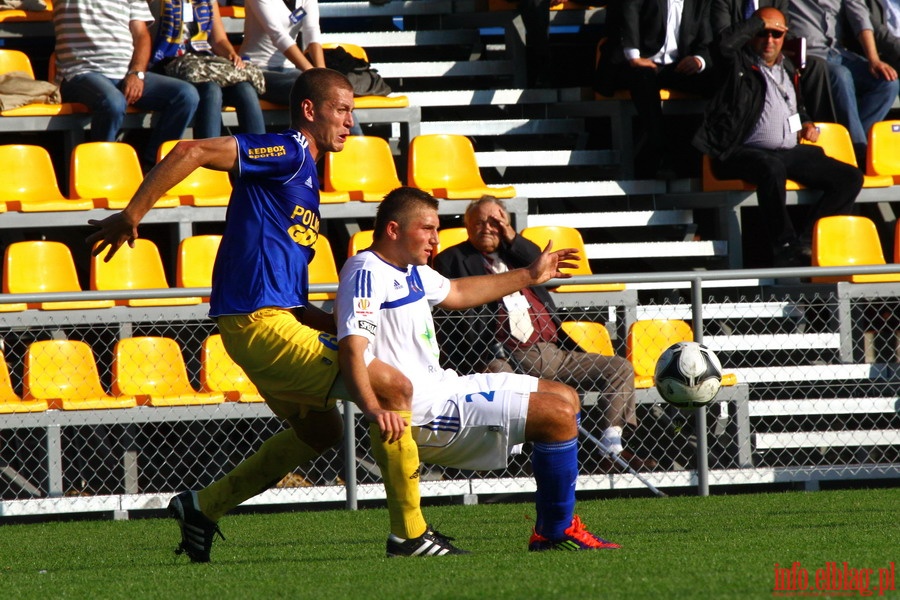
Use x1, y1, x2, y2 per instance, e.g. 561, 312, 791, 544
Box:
756, 29, 786, 39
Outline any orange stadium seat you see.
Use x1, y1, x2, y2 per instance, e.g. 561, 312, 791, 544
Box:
560, 321, 614, 356
70, 142, 180, 209
200, 334, 263, 403
176, 235, 221, 290
0, 47, 85, 117
91, 238, 202, 307
812, 215, 900, 283
0, 350, 47, 413
309, 235, 340, 301
408, 134, 517, 200
520, 225, 626, 293
4, 241, 115, 310
0, 144, 93, 212
112, 337, 225, 407
324, 135, 402, 202
157, 140, 233, 206
23, 340, 136, 410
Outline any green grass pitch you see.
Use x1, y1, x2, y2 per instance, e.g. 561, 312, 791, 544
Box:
0, 487, 896, 599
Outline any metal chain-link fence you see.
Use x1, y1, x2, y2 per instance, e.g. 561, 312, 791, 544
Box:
1, 277, 899, 516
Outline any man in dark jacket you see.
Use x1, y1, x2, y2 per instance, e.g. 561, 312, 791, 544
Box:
693, 7, 862, 267
433, 196, 655, 471
595, 0, 718, 177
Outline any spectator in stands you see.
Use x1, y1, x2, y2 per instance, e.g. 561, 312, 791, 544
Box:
241, 0, 325, 106
693, 7, 863, 267
710, 0, 837, 123
148, 0, 266, 138
54, 0, 199, 168
86, 69, 431, 562
433, 196, 656, 471
788, 0, 899, 166
516, 0, 597, 87
338, 186, 621, 551
851, 0, 900, 75
594, 0, 718, 178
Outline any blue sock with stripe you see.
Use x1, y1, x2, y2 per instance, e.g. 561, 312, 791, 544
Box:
532, 417, 579, 540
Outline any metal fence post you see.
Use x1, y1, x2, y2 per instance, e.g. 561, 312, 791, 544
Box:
690, 276, 710, 497
342, 401, 358, 510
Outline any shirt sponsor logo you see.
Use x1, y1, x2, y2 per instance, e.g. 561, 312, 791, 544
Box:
357, 320, 376, 335
246, 145, 286, 158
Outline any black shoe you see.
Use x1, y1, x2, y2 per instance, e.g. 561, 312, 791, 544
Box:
386, 526, 469, 557
168, 490, 224, 563
772, 242, 811, 268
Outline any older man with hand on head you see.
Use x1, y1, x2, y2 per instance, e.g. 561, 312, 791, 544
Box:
694, 7, 862, 268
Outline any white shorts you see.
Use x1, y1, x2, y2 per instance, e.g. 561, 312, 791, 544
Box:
412, 372, 537, 471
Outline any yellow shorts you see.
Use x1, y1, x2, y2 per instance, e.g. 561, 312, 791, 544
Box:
217, 308, 340, 420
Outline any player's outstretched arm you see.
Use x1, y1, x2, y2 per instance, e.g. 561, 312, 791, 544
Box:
85, 137, 239, 262
438, 241, 580, 311
337, 336, 407, 443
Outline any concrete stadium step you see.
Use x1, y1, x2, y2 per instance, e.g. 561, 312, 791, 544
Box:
528, 210, 695, 228
420, 118, 585, 136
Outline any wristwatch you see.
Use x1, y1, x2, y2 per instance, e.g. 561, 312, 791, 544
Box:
126, 70, 145, 81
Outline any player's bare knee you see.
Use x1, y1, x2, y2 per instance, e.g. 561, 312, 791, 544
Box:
539, 379, 581, 412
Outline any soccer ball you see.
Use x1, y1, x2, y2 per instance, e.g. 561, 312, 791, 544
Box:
654, 341, 723, 409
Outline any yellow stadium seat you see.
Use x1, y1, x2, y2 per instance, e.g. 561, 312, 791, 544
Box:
157, 140, 233, 206
0, 351, 47, 413
867, 120, 900, 184
91, 238, 202, 307
348, 229, 374, 256
560, 321, 614, 356
0, 48, 85, 117
23, 340, 136, 410
4, 241, 115, 310
408, 134, 517, 200
112, 337, 225, 406
200, 334, 263, 403
812, 215, 900, 283
321, 43, 409, 109
702, 154, 801, 192
803, 122, 892, 188
626, 320, 737, 389
324, 135, 402, 201
437, 227, 469, 254
520, 225, 626, 293
895, 220, 900, 264
176, 235, 221, 290
0, 144, 92, 212
319, 189, 352, 204
70, 142, 180, 209
309, 235, 339, 301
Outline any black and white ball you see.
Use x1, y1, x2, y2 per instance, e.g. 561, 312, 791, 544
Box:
654, 341, 722, 409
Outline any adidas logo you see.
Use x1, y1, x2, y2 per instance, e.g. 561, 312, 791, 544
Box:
409, 466, 421, 480
393, 280, 403, 290
304, 176, 314, 188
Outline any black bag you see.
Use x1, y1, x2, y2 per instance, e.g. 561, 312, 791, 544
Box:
323, 47, 392, 96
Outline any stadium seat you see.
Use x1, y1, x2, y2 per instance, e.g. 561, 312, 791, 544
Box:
866, 120, 900, 184
91, 238, 202, 307
560, 321, 614, 356
4, 241, 115, 310
408, 134, 517, 200
319, 189, 352, 204
200, 334, 263, 403
176, 235, 221, 291
157, 140, 233, 206
348, 229, 374, 256
0, 351, 47, 413
0, 144, 93, 212
895, 220, 900, 265
626, 319, 737, 389
112, 337, 226, 406
701, 154, 801, 192
812, 215, 900, 283
520, 225, 626, 293
803, 123, 892, 188
309, 234, 339, 301
437, 227, 469, 254
23, 340, 136, 410
70, 142, 180, 209
324, 135, 402, 201
320, 43, 410, 109
0, 48, 85, 117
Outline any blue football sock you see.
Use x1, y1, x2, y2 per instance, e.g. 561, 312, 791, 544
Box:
532, 435, 579, 540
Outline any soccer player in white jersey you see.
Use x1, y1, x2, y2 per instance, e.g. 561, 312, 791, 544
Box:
336, 187, 622, 552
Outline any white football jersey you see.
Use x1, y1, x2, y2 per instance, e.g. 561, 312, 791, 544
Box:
336, 250, 460, 422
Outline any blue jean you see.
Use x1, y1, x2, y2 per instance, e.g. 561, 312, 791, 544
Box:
193, 80, 266, 138
823, 48, 899, 149
60, 70, 199, 165
261, 67, 363, 135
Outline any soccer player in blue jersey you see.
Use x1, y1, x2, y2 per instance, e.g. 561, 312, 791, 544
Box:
86, 68, 440, 561
336, 186, 622, 552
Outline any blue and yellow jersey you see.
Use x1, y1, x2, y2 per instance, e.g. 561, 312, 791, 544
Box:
209, 130, 321, 317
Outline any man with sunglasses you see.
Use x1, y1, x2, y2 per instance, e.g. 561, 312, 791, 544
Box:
693, 7, 863, 268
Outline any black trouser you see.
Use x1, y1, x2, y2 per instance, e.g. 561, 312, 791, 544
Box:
714, 144, 862, 248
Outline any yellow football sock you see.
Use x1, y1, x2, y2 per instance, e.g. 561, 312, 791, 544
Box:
198, 428, 318, 521
368, 411, 427, 539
